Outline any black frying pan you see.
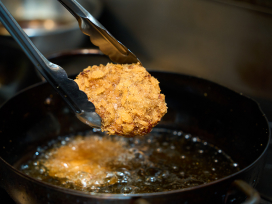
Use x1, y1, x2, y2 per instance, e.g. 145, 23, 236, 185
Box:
0, 51, 270, 204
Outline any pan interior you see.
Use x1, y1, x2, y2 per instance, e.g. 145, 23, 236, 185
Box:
15, 128, 240, 194
0, 71, 269, 199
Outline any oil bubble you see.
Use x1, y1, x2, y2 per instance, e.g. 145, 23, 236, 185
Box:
19, 130, 239, 194
146, 176, 156, 183
185, 134, 191, 139
116, 172, 125, 177
172, 165, 179, 171
156, 148, 162, 152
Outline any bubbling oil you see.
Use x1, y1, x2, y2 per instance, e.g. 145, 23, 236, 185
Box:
19, 129, 239, 194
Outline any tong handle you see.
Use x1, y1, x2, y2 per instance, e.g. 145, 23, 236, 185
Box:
0, 1, 95, 114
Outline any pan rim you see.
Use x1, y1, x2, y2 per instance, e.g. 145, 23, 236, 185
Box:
0, 71, 270, 199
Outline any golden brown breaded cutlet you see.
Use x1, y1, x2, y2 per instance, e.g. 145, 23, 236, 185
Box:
74, 62, 167, 137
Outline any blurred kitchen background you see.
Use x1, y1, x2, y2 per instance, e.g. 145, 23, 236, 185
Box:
1, 0, 272, 104
100, 0, 272, 102
0, 0, 272, 202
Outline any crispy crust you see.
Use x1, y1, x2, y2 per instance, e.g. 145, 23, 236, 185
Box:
74, 63, 167, 137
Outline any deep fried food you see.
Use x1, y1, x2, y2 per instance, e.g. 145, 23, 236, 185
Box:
44, 136, 133, 187
74, 63, 167, 137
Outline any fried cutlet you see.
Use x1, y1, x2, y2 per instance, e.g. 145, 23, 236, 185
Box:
74, 63, 167, 137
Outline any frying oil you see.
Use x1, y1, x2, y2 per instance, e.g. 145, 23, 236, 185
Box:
19, 129, 239, 194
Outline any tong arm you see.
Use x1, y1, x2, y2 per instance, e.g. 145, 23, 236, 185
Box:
0, 1, 101, 127
57, 0, 141, 65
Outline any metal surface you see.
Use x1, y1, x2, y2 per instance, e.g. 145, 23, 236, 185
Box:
0, 0, 103, 54
57, 0, 140, 64
211, 0, 272, 14
0, 1, 101, 128
0, 0, 76, 36
230, 180, 260, 204
99, 0, 272, 101
0, 70, 269, 203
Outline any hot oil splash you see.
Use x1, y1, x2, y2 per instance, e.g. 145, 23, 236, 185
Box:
43, 136, 134, 188
19, 130, 239, 194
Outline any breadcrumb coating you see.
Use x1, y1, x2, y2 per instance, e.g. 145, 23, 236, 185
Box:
74, 63, 167, 137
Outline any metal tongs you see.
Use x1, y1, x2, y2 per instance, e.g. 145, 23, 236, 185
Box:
58, 0, 140, 65
0, 0, 140, 128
